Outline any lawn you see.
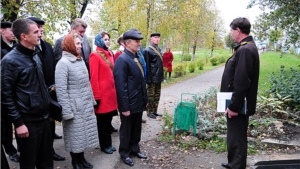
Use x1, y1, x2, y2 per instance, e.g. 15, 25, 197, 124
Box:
258, 52, 300, 94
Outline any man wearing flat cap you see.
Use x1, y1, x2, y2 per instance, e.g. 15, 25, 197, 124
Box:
143, 32, 163, 119
28, 17, 65, 162
114, 28, 148, 167
1, 21, 20, 165
1, 22, 17, 59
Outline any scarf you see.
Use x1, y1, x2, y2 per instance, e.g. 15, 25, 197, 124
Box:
94, 32, 108, 50
62, 34, 80, 58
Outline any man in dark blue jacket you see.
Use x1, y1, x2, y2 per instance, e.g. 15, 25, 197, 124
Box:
1, 18, 53, 169
220, 17, 259, 169
114, 29, 148, 167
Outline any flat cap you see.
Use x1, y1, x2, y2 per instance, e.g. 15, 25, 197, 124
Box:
150, 32, 160, 37
1, 22, 12, 29
123, 28, 143, 40
27, 17, 45, 25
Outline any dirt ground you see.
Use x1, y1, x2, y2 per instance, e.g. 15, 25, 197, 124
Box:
6, 66, 300, 169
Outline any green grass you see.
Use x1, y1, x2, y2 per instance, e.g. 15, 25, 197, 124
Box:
258, 52, 300, 94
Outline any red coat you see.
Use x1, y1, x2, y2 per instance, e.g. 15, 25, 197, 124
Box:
114, 51, 122, 62
89, 47, 118, 114
163, 52, 174, 72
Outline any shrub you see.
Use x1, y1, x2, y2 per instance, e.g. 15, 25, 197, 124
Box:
269, 66, 300, 110
173, 63, 186, 78
210, 57, 218, 66
188, 62, 196, 73
195, 60, 204, 70
218, 56, 226, 63
183, 54, 192, 61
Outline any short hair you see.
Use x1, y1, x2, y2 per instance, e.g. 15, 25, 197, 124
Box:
101, 31, 110, 39
73, 33, 82, 41
230, 17, 251, 34
12, 18, 37, 41
71, 18, 87, 29
117, 36, 124, 45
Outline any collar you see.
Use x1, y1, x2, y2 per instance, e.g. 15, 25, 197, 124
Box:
15, 43, 38, 57
234, 36, 254, 50
124, 48, 138, 59
63, 51, 82, 62
150, 42, 158, 48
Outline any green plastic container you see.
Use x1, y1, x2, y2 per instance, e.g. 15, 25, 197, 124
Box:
173, 93, 198, 136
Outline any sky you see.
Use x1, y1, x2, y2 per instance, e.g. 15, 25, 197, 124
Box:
214, 0, 263, 31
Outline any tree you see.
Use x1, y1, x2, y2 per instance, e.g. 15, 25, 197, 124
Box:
224, 33, 235, 53
248, 0, 300, 47
1, 0, 92, 44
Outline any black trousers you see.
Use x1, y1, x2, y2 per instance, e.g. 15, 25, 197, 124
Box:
1, 145, 9, 169
119, 112, 142, 158
227, 115, 249, 169
96, 112, 114, 149
2, 120, 18, 155
18, 120, 53, 169
50, 120, 56, 154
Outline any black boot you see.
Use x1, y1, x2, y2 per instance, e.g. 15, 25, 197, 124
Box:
70, 152, 83, 169
79, 152, 93, 168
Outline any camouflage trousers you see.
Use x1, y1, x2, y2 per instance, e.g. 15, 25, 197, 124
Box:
146, 82, 161, 114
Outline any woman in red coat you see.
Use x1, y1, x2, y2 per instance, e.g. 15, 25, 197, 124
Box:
163, 48, 174, 79
89, 32, 118, 154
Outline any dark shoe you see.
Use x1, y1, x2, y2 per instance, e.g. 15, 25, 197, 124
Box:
141, 119, 146, 123
109, 146, 116, 152
153, 112, 162, 116
121, 157, 134, 166
101, 148, 113, 154
111, 126, 118, 132
70, 152, 83, 169
147, 114, 156, 119
72, 161, 83, 169
221, 163, 231, 169
53, 152, 66, 161
54, 133, 62, 139
79, 152, 93, 168
134, 152, 147, 159
9, 153, 20, 162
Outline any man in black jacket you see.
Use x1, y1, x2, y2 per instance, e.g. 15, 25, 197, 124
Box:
114, 29, 148, 167
0, 21, 20, 163
220, 17, 259, 169
1, 18, 53, 169
143, 33, 164, 119
28, 17, 65, 162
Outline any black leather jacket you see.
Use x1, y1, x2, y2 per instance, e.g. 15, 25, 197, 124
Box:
113, 49, 148, 113
1, 44, 51, 128
143, 43, 164, 83
1, 37, 17, 59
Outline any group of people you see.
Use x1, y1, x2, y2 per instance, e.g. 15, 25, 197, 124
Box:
0, 17, 170, 169
1, 16, 259, 169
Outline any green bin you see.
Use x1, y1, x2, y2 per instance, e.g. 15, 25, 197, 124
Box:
173, 93, 198, 136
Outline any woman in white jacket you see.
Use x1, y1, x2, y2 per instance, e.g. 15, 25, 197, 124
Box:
55, 33, 98, 169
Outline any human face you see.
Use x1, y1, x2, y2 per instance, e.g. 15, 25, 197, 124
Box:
150, 36, 160, 45
72, 25, 86, 38
230, 27, 240, 43
74, 37, 82, 55
0, 28, 15, 43
37, 24, 43, 39
103, 34, 110, 48
21, 24, 40, 49
125, 39, 141, 54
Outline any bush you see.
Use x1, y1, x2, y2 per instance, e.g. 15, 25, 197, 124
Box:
195, 60, 204, 70
210, 57, 218, 66
269, 66, 300, 110
173, 63, 186, 78
187, 62, 196, 73
183, 54, 192, 61
218, 56, 226, 63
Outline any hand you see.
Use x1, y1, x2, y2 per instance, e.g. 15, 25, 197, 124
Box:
224, 108, 238, 118
16, 125, 29, 138
122, 111, 130, 117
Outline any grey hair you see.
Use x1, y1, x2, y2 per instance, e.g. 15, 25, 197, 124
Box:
71, 18, 87, 29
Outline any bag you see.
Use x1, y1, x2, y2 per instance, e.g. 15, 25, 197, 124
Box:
48, 85, 62, 122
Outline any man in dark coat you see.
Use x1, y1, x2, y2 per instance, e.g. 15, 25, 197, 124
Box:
114, 29, 148, 167
220, 17, 260, 169
28, 17, 65, 162
0, 21, 20, 163
1, 18, 53, 169
143, 32, 164, 119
